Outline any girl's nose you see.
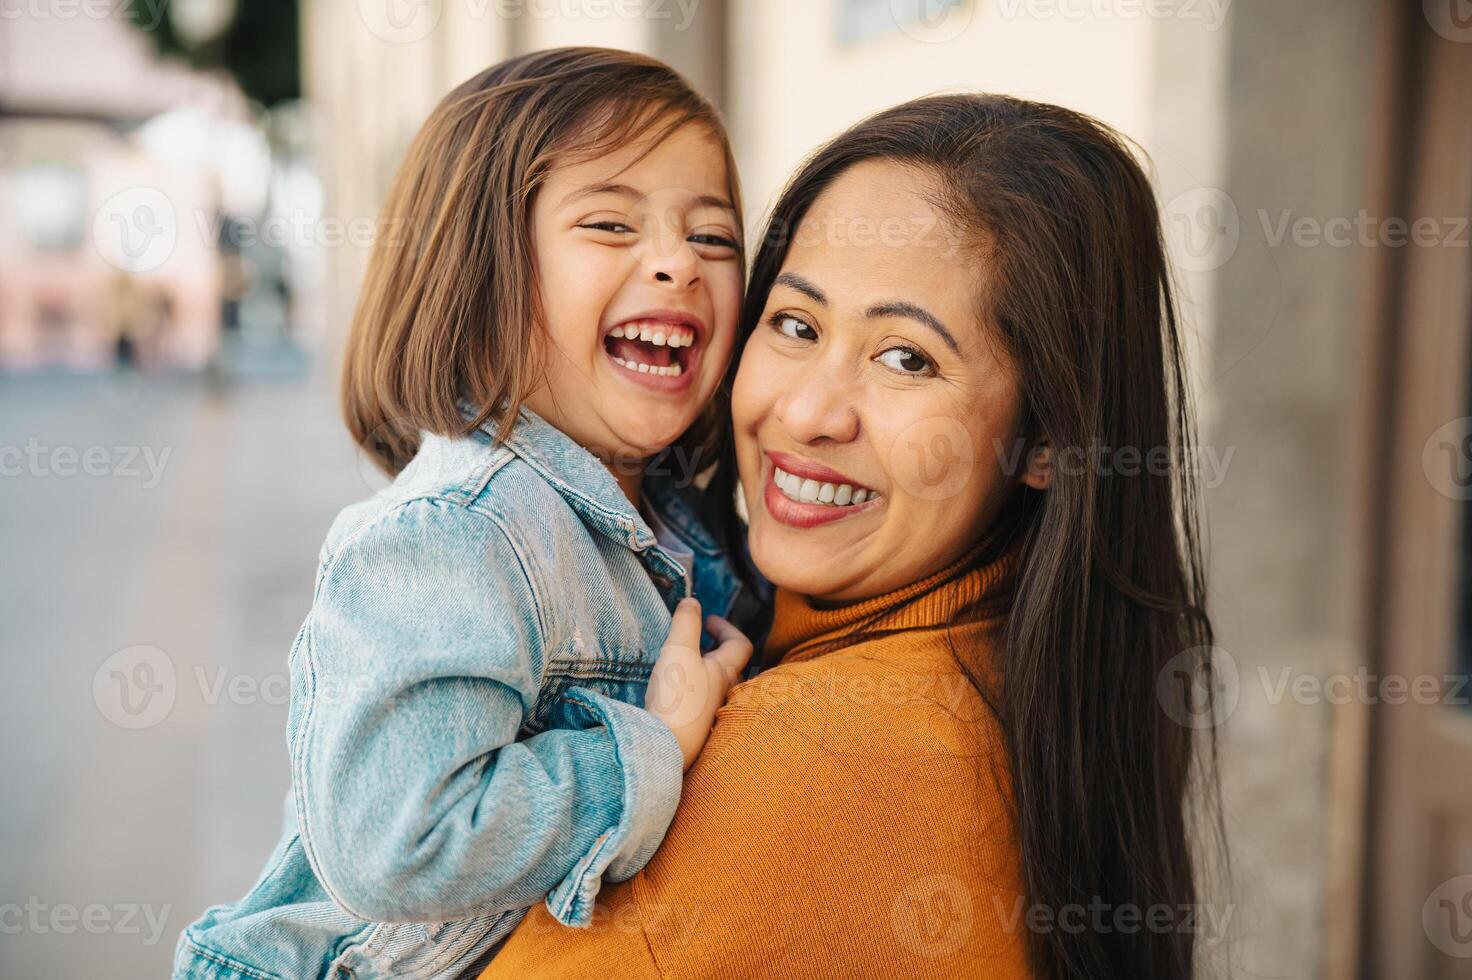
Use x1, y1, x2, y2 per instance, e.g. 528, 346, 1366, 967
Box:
641, 218, 700, 289
646, 254, 699, 289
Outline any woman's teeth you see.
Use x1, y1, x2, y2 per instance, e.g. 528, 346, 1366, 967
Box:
611, 355, 683, 377
773, 466, 878, 507
609, 322, 695, 347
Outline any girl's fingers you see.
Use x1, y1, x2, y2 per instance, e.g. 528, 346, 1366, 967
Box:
662, 597, 702, 654
703, 614, 754, 680
703, 613, 748, 647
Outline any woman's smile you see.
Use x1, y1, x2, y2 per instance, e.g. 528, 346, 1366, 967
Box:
761, 449, 885, 528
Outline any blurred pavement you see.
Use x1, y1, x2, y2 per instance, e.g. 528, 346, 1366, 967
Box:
0, 371, 370, 978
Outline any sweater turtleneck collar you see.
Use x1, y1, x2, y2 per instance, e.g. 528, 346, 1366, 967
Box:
763, 536, 1023, 667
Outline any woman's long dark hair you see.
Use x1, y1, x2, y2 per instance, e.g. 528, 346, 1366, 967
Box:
712, 94, 1222, 979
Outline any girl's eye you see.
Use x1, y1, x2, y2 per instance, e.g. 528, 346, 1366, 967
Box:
688, 232, 740, 251
581, 221, 634, 234
876, 346, 934, 376
769, 313, 817, 342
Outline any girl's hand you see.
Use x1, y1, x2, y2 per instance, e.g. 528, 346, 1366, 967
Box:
644, 598, 754, 771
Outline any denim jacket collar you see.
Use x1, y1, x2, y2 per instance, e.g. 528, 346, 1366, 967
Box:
643, 470, 721, 557
465, 402, 663, 554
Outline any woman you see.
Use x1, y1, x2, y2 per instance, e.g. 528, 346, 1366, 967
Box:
481, 93, 1218, 980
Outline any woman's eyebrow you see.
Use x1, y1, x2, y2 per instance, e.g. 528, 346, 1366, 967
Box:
776, 273, 959, 354
564, 182, 735, 212
774, 272, 827, 305
866, 301, 960, 354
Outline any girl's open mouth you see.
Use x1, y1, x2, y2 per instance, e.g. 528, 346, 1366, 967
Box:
603, 313, 703, 390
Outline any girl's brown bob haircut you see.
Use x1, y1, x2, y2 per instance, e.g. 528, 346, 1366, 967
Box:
342, 46, 743, 475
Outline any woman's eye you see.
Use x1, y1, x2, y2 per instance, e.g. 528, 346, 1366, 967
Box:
770, 314, 817, 342
876, 346, 934, 376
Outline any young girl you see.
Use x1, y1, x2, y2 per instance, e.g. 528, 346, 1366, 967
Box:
174, 48, 759, 980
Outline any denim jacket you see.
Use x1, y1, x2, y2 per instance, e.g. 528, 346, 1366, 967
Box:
173, 407, 761, 980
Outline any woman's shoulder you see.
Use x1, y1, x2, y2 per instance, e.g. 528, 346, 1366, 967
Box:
665, 633, 1026, 975
712, 636, 1010, 793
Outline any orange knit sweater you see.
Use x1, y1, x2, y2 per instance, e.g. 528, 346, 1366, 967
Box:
481, 547, 1031, 979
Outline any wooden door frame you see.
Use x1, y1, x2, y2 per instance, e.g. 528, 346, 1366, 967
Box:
1356, 3, 1472, 977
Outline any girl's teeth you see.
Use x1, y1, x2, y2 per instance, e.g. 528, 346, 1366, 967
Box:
608, 323, 695, 347
773, 467, 877, 508
610, 355, 682, 377
606, 322, 695, 375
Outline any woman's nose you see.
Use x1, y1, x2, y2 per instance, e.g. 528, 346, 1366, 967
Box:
773, 362, 861, 446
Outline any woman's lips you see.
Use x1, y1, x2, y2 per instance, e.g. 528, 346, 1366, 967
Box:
766, 450, 872, 491
761, 455, 884, 529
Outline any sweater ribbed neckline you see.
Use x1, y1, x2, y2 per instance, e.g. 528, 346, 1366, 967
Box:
764, 539, 1021, 666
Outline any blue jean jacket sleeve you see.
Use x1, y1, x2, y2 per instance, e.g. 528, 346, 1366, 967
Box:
290, 496, 683, 925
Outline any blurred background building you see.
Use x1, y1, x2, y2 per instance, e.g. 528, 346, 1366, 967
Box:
1, 1, 1468, 977
0, 0, 314, 375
